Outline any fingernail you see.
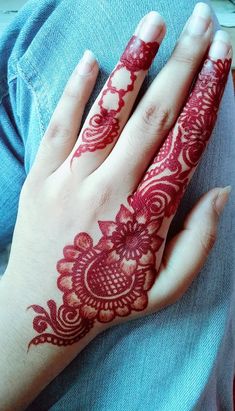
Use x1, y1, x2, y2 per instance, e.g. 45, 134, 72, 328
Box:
188, 2, 211, 36
214, 186, 232, 215
209, 30, 232, 60
136, 11, 165, 42
77, 50, 96, 76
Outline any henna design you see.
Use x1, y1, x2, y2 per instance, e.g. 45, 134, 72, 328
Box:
28, 211, 163, 348
28, 57, 231, 349
28, 300, 93, 348
72, 35, 159, 159
57, 214, 162, 324
132, 58, 232, 214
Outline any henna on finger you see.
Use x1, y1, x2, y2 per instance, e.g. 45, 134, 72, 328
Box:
97, 3, 214, 191
71, 12, 164, 164
71, 37, 158, 159
28, 35, 231, 349
132, 56, 232, 216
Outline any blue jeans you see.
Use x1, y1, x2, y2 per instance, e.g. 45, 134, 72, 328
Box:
0, 0, 234, 409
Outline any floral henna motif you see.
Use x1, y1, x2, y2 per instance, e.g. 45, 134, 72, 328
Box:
57, 208, 163, 323
133, 58, 232, 212
28, 206, 163, 348
28, 300, 94, 348
28, 57, 231, 349
72, 35, 159, 159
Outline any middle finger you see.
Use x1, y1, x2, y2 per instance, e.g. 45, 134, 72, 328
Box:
102, 2, 212, 191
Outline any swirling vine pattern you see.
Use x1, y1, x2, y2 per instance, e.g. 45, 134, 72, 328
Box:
72, 35, 159, 159
28, 47, 231, 348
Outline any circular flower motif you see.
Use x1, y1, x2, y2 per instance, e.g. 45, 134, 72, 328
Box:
57, 205, 164, 324
57, 231, 157, 324
182, 140, 206, 167
201, 58, 231, 83
200, 82, 222, 112
97, 204, 163, 269
181, 113, 214, 143
110, 221, 150, 260
120, 35, 159, 71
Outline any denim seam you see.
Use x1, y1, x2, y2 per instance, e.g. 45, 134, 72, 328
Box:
0, 62, 18, 102
19, 49, 52, 121
14, 55, 48, 140
0, 89, 10, 105
8, 69, 19, 84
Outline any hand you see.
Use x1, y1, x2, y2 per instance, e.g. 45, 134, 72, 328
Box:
5, 6, 232, 345
0, 5, 232, 409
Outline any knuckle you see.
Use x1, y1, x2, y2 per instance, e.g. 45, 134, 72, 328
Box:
19, 176, 40, 205
46, 121, 71, 141
198, 229, 217, 256
63, 86, 80, 101
140, 103, 173, 134
172, 46, 196, 68
83, 178, 113, 211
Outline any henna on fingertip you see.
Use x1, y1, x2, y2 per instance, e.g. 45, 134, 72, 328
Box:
27, 26, 232, 349
71, 12, 165, 162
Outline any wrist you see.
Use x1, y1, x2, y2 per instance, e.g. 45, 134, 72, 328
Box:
0, 273, 100, 410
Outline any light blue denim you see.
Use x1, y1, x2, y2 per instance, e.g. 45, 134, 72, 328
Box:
0, 0, 234, 410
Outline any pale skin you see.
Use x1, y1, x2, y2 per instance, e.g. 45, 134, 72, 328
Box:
0, 3, 233, 410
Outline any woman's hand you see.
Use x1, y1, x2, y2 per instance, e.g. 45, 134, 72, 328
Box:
0, 3, 232, 409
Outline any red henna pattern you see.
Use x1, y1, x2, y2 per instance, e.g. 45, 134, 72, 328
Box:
72, 35, 159, 159
57, 212, 162, 324
28, 300, 94, 348
132, 58, 232, 213
28, 57, 231, 349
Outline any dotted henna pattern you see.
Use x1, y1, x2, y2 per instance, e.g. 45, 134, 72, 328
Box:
71, 35, 159, 159
28, 57, 231, 349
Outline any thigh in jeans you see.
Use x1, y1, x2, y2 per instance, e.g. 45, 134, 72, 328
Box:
0, 0, 234, 410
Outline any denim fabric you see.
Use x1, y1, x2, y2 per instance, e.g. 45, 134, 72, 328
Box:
0, 0, 234, 410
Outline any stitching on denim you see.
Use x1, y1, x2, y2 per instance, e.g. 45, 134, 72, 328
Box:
19, 50, 52, 120
15, 57, 48, 140
0, 89, 10, 105
8, 65, 19, 84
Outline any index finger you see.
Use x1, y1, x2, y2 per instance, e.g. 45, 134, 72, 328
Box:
131, 30, 232, 218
